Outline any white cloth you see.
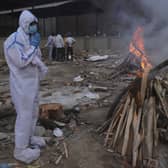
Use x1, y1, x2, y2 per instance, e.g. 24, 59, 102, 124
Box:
65, 37, 76, 47
4, 10, 47, 157
54, 34, 64, 48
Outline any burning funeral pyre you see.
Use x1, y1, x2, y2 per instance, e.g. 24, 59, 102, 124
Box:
97, 27, 168, 167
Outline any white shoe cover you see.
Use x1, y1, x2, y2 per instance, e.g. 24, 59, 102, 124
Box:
30, 136, 46, 148
14, 148, 40, 164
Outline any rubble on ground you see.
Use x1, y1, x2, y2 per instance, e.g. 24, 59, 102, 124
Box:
0, 53, 167, 168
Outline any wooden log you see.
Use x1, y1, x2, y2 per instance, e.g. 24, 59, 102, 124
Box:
140, 67, 150, 105
132, 108, 142, 167
161, 80, 168, 90
110, 68, 129, 79
142, 98, 149, 160
146, 97, 155, 158
0, 110, 15, 119
104, 108, 121, 146
107, 59, 168, 120
112, 95, 131, 148
119, 103, 129, 139
102, 59, 168, 165
153, 103, 159, 159
96, 118, 111, 133
63, 142, 69, 159
154, 80, 168, 118
39, 118, 64, 130
149, 59, 168, 79
55, 154, 63, 165
106, 90, 129, 119
104, 120, 114, 146
122, 98, 135, 156
138, 144, 143, 168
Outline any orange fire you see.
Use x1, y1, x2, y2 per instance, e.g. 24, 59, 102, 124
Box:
129, 27, 152, 71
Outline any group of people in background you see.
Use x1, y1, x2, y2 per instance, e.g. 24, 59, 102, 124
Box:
45, 32, 76, 62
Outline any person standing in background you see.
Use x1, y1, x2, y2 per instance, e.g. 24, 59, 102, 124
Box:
65, 32, 76, 61
54, 34, 65, 61
45, 33, 55, 61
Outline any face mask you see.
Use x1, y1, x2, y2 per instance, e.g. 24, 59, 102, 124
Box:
29, 24, 38, 34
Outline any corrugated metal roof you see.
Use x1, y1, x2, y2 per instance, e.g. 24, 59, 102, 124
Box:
0, 0, 104, 17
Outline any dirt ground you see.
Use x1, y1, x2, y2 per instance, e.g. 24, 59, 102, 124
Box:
0, 54, 167, 168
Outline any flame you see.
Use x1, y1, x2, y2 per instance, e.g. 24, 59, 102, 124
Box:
129, 27, 152, 72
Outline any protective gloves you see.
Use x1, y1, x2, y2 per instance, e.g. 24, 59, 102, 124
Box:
30, 32, 41, 48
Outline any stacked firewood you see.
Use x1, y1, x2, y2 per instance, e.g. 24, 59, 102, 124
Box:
97, 60, 168, 167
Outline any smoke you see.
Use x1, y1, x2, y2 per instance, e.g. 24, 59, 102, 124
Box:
139, 0, 168, 64
118, 0, 168, 64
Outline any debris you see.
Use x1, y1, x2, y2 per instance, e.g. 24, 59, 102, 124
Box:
160, 129, 168, 142
62, 128, 74, 137
146, 159, 159, 168
39, 118, 65, 130
88, 85, 108, 92
0, 132, 10, 141
39, 103, 65, 121
63, 142, 69, 159
44, 129, 53, 137
73, 75, 84, 82
55, 154, 63, 165
0, 110, 15, 119
89, 72, 98, 75
43, 136, 52, 143
4, 98, 12, 107
27, 165, 40, 168
53, 128, 63, 137
86, 55, 109, 62
107, 149, 114, 153
68, 119, 77, 131
40, 87, 100, 109
34, 126, 46, 137
54, 121, 66, 127
85, 92, 99, 99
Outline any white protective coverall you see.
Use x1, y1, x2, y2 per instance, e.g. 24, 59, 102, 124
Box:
4, 10, 47, 163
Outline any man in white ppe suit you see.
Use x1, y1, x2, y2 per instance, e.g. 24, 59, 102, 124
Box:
4, 10, 48, 164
